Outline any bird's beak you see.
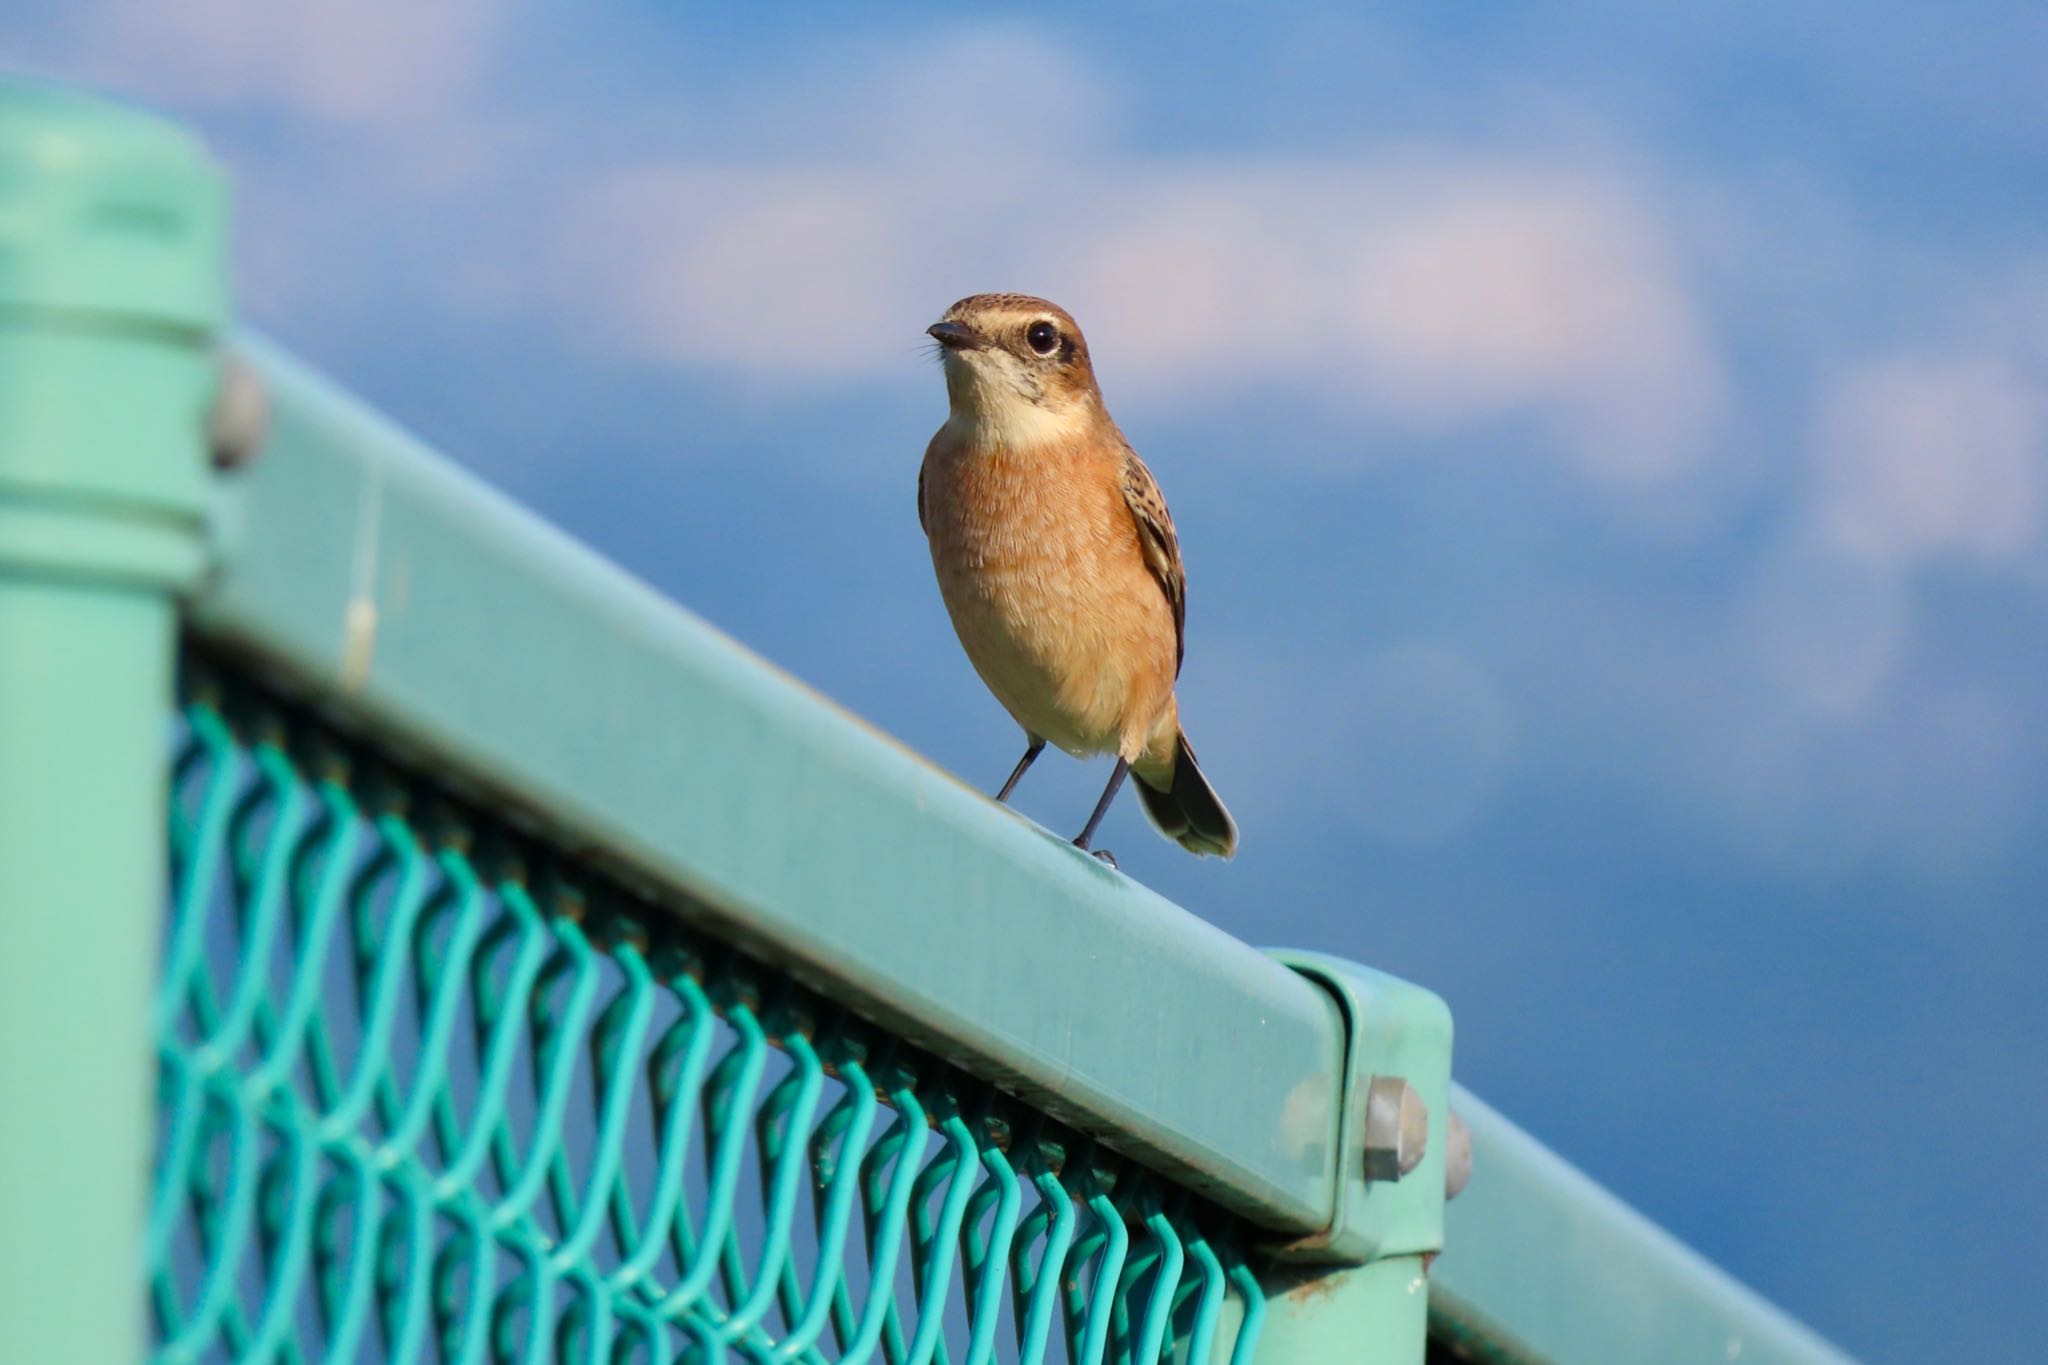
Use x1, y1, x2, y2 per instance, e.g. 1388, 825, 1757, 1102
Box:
927, 320, 980, 351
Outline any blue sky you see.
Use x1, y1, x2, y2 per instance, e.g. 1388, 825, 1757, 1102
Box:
10, 4, 2047, 1359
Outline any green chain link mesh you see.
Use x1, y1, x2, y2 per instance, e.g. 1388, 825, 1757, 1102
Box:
151, 661, 1270, 1364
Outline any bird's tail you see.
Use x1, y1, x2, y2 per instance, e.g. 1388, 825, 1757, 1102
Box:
1135, 729, 1238, 858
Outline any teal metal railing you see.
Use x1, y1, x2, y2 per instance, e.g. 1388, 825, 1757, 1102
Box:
0, 81, 1853, 1365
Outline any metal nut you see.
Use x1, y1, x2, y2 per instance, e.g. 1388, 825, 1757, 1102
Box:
1362, 1076, 1428, 1182
208, 351, 269, 470
1444, 1107, 1472, 1201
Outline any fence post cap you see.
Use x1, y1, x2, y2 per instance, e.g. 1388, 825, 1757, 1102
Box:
0, 79, 227, 329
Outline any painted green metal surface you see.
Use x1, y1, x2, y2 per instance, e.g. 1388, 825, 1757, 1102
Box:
1429, 1090, 1853, 1365
155, 672, 1271, 1363
1268, 953, 1452, 1270
0, 80, 223, 1365
1256, 1259, 1430, 1365
188, 338, 1348, 1237
0, 81, 227, 328
1242, 956, 1451, 1359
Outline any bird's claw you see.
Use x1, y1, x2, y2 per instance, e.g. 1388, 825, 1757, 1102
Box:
1090, 848, 1118, 869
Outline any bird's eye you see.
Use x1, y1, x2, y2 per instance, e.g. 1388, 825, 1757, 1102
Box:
1026, 320, 1060, 355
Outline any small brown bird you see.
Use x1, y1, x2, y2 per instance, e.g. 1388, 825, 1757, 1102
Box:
918, 293, 1237, 863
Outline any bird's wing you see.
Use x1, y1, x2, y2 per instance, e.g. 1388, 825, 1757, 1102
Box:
1120, 445, 1186, 676
916, 461, 926, 535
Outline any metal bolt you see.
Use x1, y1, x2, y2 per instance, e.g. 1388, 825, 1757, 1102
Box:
1444, 1107, 1472, 1201
1362, 1076, 1429, 1182
208, 351, 269, 470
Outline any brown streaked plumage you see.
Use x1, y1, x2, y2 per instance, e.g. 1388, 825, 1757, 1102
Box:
918, 293, 1237, 862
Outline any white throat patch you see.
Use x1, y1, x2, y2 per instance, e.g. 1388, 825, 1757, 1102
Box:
945, 351, 1092, 452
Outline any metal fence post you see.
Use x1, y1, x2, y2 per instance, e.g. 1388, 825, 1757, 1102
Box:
1255, 952, 1455, 1363
0, 82, 224, 1363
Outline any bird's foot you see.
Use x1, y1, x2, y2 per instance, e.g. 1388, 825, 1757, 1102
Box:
1089, 848, 1118, 870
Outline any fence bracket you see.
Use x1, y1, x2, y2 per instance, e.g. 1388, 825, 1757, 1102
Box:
1250, 951, 1452, 1359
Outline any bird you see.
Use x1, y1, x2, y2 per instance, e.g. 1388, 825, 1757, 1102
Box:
917, 292, 1237, 865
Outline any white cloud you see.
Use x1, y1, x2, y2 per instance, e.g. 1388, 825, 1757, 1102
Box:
547, 29, 1724, 488
1069, 161, 1721, 484
66, 0, 501, 126
1808, 355, 2045, 569
1701, 288, 2048, 879
1725, 268, 2048, 774
557, 168, 933, 379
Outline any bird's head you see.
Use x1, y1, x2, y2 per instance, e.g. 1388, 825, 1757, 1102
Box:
927, 294, 1104, 448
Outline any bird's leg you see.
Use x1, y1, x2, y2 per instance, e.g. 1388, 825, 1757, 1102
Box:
994, 738, 1046, 804
1071, 758, 1131, 864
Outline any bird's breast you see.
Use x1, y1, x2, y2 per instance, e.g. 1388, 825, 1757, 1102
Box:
920, 434, 1175, 755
